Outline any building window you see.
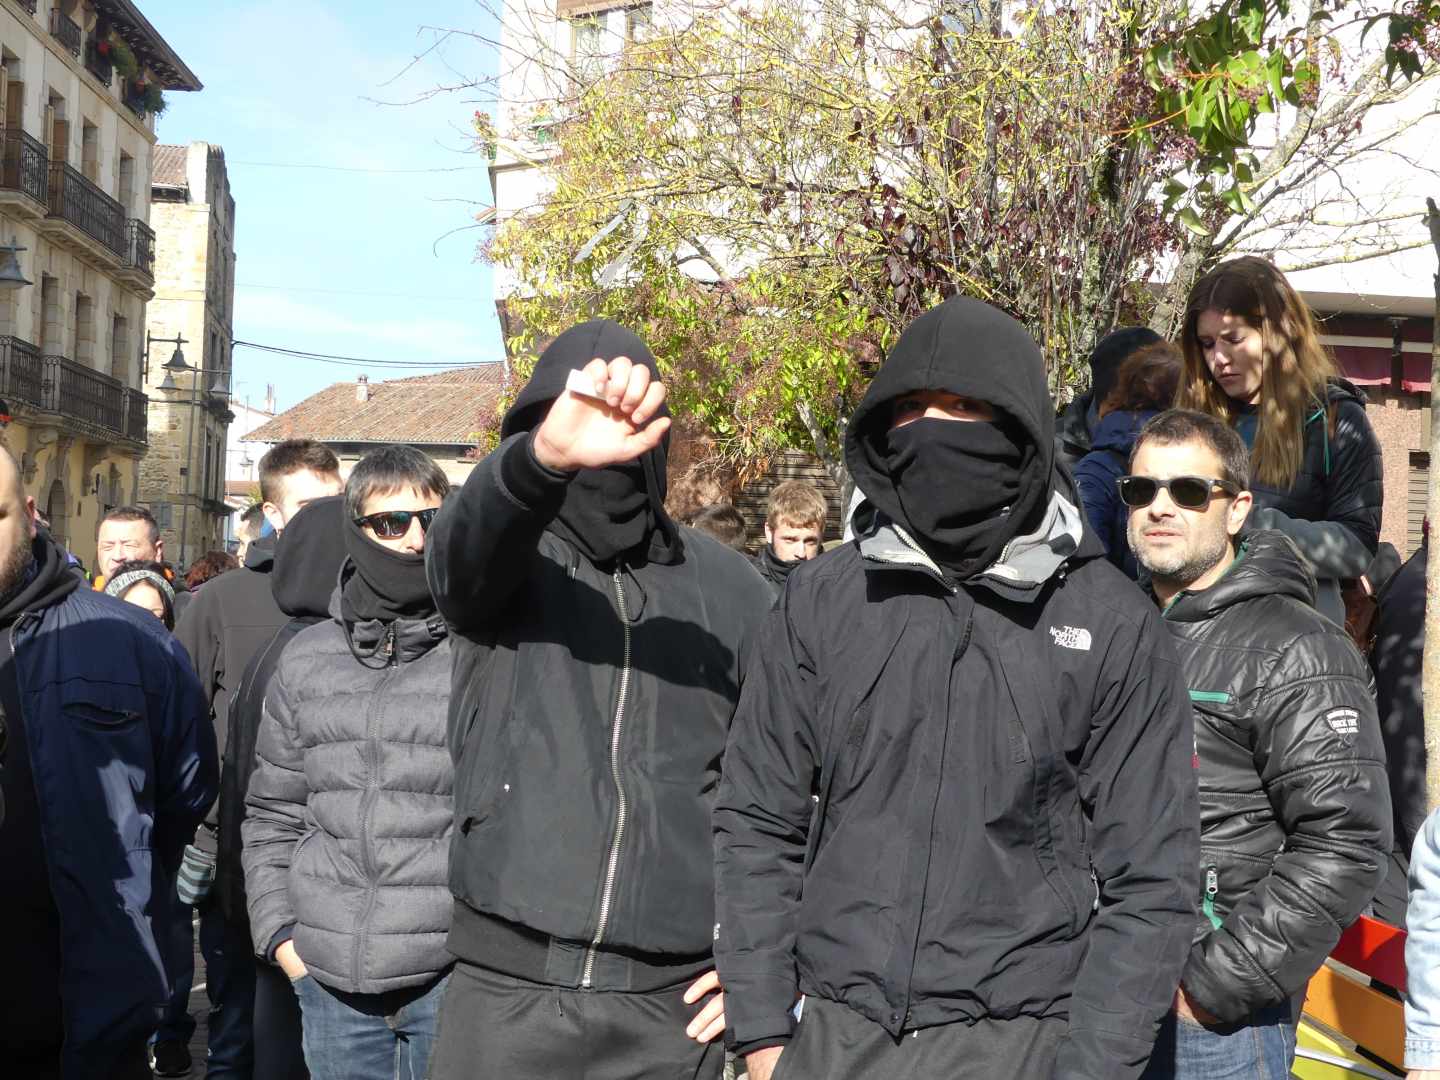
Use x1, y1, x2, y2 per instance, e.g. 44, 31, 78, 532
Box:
110, 313, 129, 381
118, 151, 135, 214
80, 119, 98, 183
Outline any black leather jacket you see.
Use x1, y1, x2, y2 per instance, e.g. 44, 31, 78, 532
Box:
1160, 530, 1391, 1022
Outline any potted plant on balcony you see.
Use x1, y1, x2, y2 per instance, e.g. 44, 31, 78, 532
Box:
110, 37, 139, 80
125, 75, 166, 118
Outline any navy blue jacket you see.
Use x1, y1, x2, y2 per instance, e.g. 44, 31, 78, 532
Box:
12, 534, 216, 1073
1072, 409, 1155, 579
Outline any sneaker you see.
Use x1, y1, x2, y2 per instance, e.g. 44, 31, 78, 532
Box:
149, 1040, 192, 1078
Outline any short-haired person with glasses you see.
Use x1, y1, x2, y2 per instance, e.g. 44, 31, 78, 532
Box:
243, 444, 456, 1080
1125, 409, 1391, 1079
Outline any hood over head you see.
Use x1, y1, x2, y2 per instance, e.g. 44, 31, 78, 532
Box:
271, 495, 348, 618
501, 319, 679, 566
0, 529, 81, 624
1088, 326, 1161, 410
1164, 529, 1315, 623
1090, 408, 1158, 455
844, 296, 1057, 581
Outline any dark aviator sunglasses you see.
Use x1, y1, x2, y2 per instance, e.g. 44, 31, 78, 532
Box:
1117, 475, 1239, 511
354, 508, 439, 539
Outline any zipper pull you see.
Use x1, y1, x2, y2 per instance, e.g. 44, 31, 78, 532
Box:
1202, 866, 1222, 930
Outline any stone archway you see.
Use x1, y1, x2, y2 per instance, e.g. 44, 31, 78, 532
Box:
44, 477, 67, 550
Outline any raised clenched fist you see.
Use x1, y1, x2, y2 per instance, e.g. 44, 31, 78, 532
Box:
532, 356, 670, 472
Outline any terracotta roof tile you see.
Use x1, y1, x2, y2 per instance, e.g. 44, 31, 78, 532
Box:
153, 145, 188, 188
242, 366, 507, 446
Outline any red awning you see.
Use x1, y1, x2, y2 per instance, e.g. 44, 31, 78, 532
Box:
1330, 344, 1431, 394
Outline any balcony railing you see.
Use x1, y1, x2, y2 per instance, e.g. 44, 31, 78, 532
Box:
51, 10, 82, 57
47, 161, 125, 257
122, 386, 148, 443
124, 218, 155, 277
42, 355, 126, 436
0, 128, 49, 205
18, 0, 38, 16
0, 336, 45, 407
85, 41, 113, 86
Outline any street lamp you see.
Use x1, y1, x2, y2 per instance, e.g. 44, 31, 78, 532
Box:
153, 335, 232, 567
0, 236, 33, 290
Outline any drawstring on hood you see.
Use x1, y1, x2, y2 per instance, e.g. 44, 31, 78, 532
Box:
502, 319, 681, 567
845, 297, 1058, 582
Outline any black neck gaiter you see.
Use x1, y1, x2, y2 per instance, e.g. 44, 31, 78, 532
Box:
884, 417, 1040, 579
551, 462, 653, 566
760, 543, 800, 584
340, 516, 435, 623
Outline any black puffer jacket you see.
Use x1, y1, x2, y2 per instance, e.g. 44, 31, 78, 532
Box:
1245, 379, 1383, 622
427, 322, 774, 989
1160, 529, 1391, 1022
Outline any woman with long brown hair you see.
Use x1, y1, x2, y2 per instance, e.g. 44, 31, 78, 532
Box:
1176, 256, 1383, 623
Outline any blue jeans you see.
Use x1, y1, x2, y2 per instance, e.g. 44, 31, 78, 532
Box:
1141, 1001, 1297, 1079
295, 970, 450, 1080
155, 883, 197, 1046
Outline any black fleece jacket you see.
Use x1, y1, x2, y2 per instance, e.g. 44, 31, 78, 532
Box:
426, 321, 774, 986
715, 298, 1198, 1080
1162, 530, 1391, 1022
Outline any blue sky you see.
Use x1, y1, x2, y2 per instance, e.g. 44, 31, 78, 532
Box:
144, 0, 502, 413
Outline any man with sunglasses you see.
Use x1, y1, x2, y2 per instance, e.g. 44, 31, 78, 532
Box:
1125, 409, 1390, 1079
715, 297, 1199, 1080
244, 444, 455, 1080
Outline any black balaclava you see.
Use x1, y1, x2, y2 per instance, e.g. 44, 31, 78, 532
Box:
501, 319, 680, 567
845, 296, 1058, 582
340, 514, 436, 624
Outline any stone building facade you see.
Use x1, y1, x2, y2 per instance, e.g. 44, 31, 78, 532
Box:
0, 0, 199, 567
138, 139, 235, 568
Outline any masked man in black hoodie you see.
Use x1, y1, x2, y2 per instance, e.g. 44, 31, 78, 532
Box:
714, 297, 1200, 1080
425, 320, 774, 1078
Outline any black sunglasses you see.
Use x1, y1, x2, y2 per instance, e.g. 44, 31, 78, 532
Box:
354, 508, 439, 539
1117, 475, 1239, 511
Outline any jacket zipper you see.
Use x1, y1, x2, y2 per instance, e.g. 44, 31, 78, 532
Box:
582, 567, 633, 989
352, 623, 398, 985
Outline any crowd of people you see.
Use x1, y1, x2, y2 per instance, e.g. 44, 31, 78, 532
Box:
5, 253, 1440, 1080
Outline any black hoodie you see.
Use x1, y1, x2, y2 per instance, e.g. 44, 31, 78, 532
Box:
714, 298, 1198, 1079
427, 320, 775, 988
213, 498, 349, 921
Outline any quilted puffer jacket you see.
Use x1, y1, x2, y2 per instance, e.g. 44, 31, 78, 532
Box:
1160, 529, 1391, 1022
241, 588, 454, 993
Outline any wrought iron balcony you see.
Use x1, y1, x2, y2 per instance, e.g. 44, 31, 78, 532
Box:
41, 354, 125, 438
0, 128, 48, 205
18, 0, 38, 16
124, 218, 155, 278
47, 161, 126, 258
85, 41, 113, 86
0, 339, 145, 445
0, 335, 45, 407
123, 386, 148, 444
51, 10, 82, 57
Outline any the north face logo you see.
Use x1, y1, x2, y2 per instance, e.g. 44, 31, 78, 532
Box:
1048, 625, 1092, 651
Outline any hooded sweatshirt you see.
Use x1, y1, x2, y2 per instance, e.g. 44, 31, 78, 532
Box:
427, 319, 774, 988
714, 297, 1197, 1079
1072, 408, 1159, 578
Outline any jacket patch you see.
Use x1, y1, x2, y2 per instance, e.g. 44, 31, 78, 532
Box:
1323, 706, 1360, 743
1048, 625, 1092, 651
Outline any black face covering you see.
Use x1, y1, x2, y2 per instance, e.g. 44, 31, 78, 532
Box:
340, 514, 436, 623
550, 460, 652, 566
884, 417, 1033, 578
760, 542, 801, 583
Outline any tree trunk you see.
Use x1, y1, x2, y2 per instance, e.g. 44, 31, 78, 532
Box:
1424, 196, 1440, 812
1150, 234, 1216, 338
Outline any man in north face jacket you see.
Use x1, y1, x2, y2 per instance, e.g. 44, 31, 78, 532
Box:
1126, 409, 1390, 1078
714, 297, 1200, 1080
